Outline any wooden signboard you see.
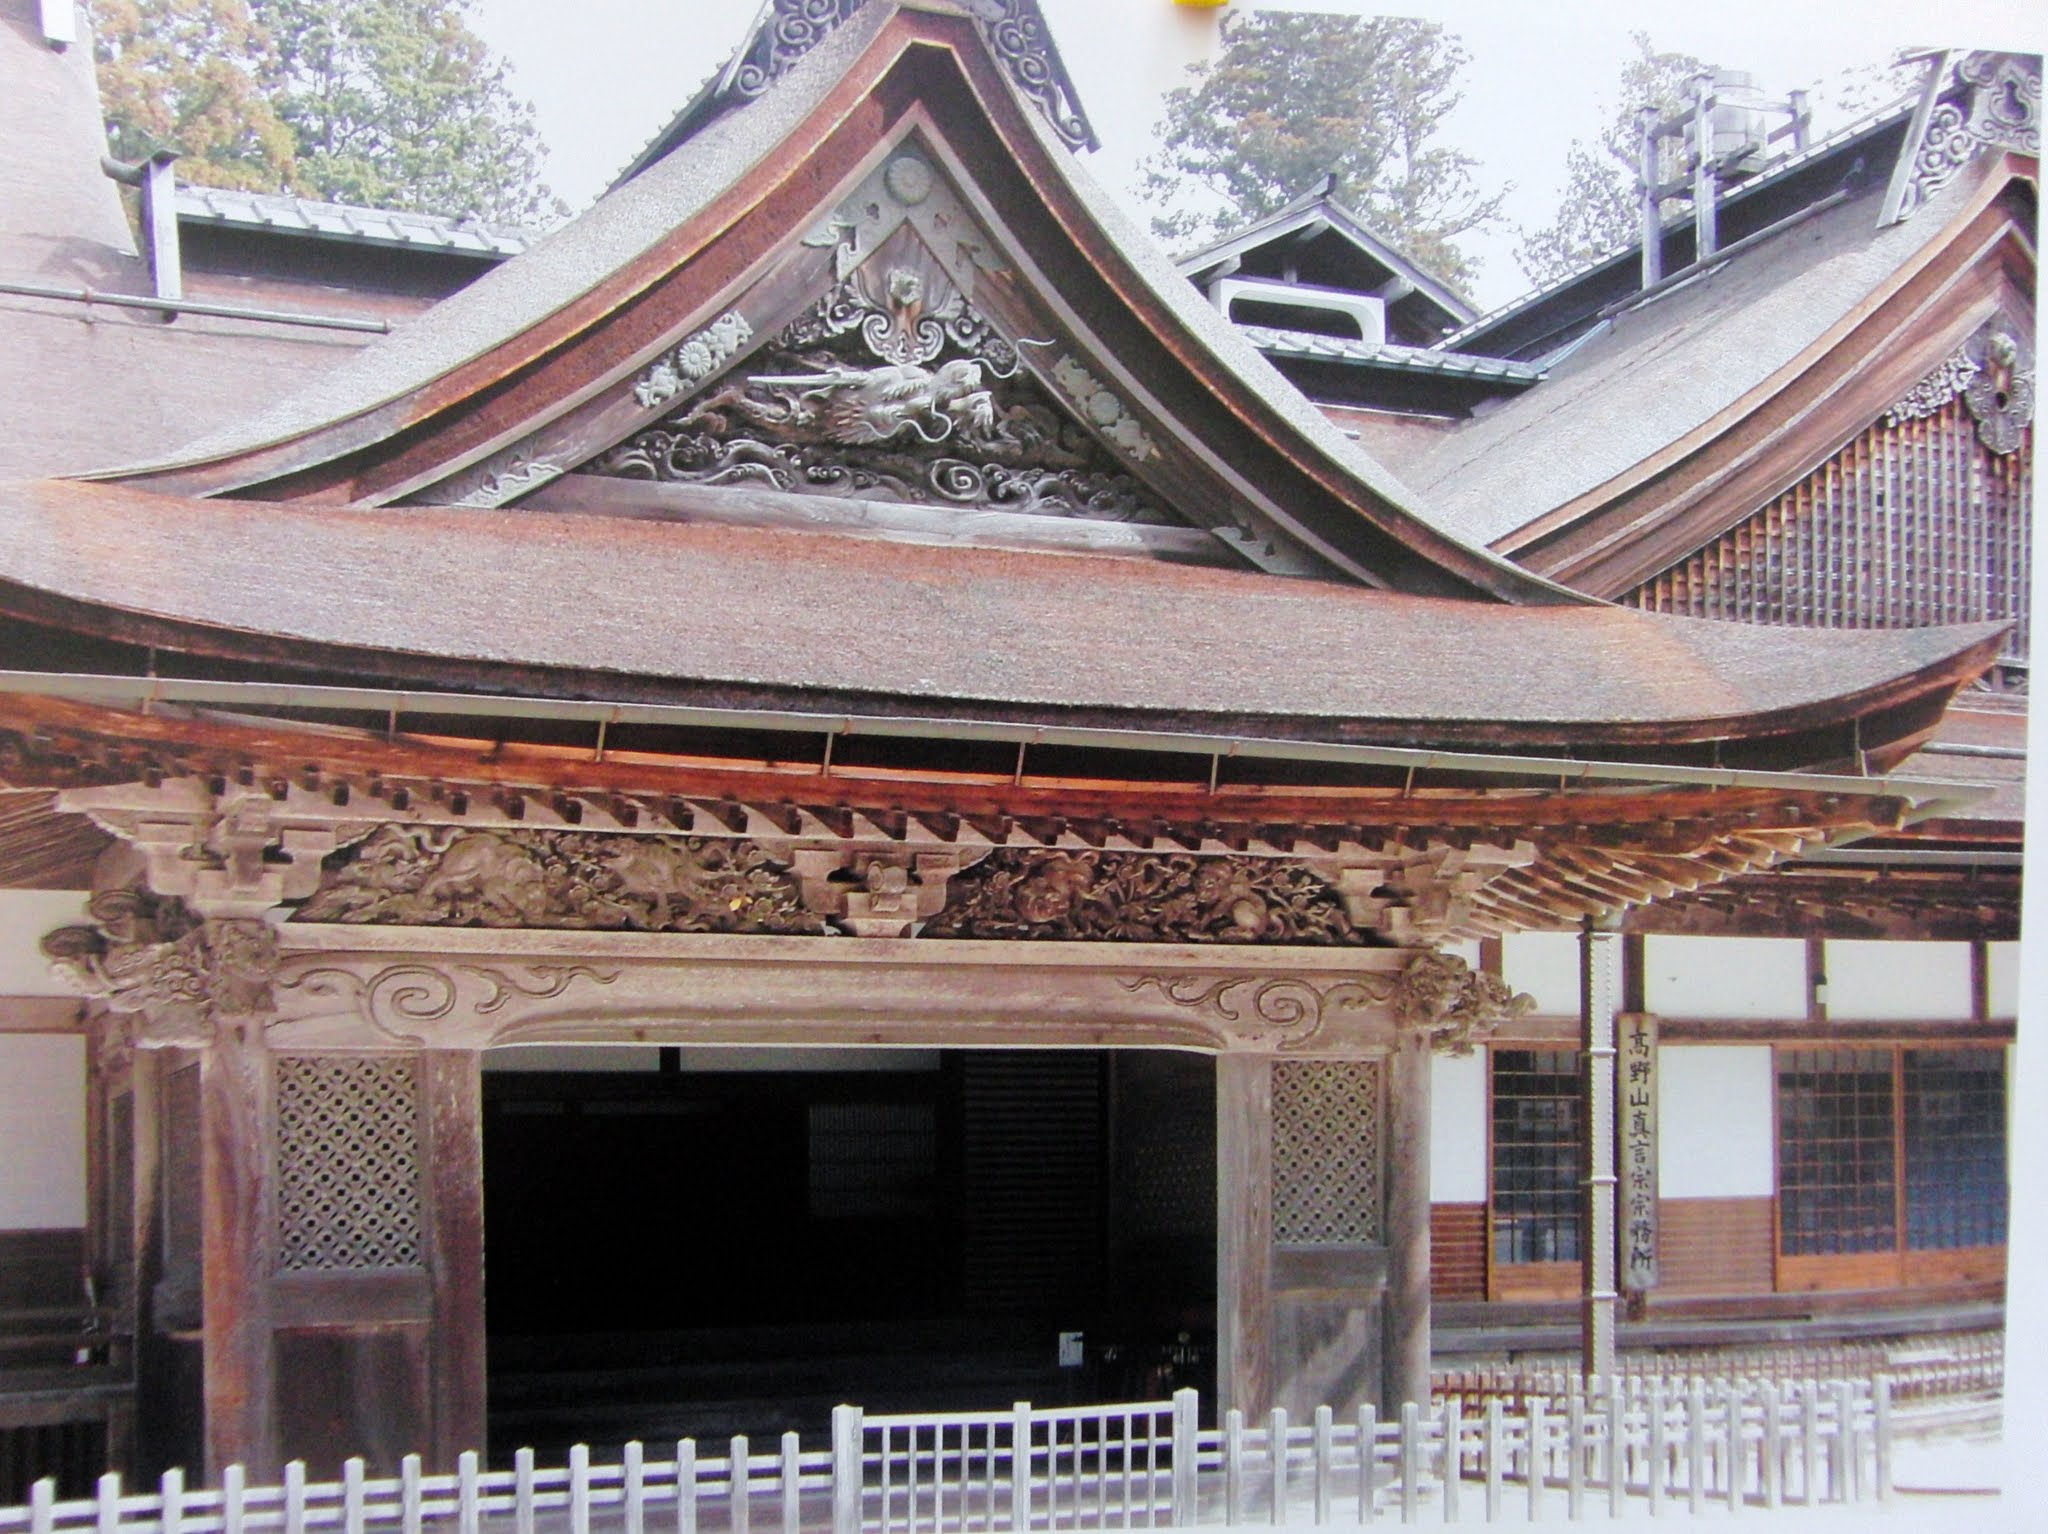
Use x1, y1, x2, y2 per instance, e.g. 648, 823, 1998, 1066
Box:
1620, 1013, 1658, 1290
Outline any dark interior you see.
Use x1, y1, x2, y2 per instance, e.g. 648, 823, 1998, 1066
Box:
482, 1049, 1216, 1459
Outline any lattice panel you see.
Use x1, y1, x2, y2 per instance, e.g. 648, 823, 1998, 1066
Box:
275, 1056, 423, 1271
1271, 1060, 1383, 1245
1625, 398, 2031, 678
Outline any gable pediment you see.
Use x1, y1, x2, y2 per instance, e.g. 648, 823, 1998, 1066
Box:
91, 3, 1564, 602
400, 134, 1329, 572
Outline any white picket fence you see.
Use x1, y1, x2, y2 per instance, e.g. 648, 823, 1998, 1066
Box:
0, 1378, 1892, 1534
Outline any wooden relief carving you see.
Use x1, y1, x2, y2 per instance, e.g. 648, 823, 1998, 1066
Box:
294, 825, 826, 934
1271, 1060, 1384, 1245
43, 890, 279, 1034
921, 849, 1371, 944
1891, 52, 2041, 223
274, 1056, 422, 1271
1120, 952, 1531, 1054
1887, 316, 2035, 454
585, 215, 1173, 523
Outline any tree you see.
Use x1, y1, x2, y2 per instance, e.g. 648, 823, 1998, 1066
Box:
93, 0, 565, 224
1139, 12, 1505, 294
94, 1, 295, 192
1513, 34, 1712, 287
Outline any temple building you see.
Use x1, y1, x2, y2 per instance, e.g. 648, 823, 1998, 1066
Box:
0, 0, 2029, 1494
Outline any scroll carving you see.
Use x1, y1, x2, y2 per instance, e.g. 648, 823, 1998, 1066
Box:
1885, 316, 2034, 454
729, 0, 867, 99
1892, 52, 2041, 222
1120, 951, 1531, 1054
967, 0, 1097, 151
922, 850, 1373, 945
279, 962, 620, 1043
295, 825, 827, 935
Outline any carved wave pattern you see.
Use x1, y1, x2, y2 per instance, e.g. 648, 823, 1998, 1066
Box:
294, 826, 826, 935
920, 850, 1375, 945
586, 291, 1174, 524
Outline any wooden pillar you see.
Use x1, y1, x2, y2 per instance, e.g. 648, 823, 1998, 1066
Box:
1382, 1030, 1432, 1409
1579, 916, 1623, 1383
201, 1017, 275, 1480
423, 1051, 487, 1465
1215, 1054, 1272, 1417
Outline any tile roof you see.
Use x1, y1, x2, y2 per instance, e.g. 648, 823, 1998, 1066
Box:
1236, 326, 1543, 383
174, 186, 537, 259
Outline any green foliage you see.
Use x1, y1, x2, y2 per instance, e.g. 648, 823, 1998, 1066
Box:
1513, 34, 1713, 287
92, 0, 564, 224
94, 0, 295, 191
1140, 12, 1504, 295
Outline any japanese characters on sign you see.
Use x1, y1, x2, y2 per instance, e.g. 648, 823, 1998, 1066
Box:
1620, 1013, 1658, 1290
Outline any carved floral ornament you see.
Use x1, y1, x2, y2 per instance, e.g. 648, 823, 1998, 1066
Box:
1885, 316, 2035, 455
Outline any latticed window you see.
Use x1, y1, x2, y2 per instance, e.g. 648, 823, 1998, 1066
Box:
1627, 392, 2032, 686
1776, 1046, 2007, 1267
1490, 1049, 1581, 1266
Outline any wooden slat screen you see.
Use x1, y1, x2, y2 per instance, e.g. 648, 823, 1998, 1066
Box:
1627, 398, 2031, 679
1654, 1196, 1774, 1296
1428, 1202, 1487, 1300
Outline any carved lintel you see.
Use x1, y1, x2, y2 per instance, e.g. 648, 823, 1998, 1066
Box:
1117, 972, 1388, 1052
1118, 951, 1530, 1056
274, 960, 621, 1047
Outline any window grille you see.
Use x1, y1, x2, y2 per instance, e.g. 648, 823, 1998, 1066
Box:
1489, 1049, 1581, 1265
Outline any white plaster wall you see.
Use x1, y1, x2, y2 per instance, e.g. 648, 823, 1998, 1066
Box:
1987, 941, 2021, 1020
1658, 1045, 1774, 1199
1501, 931, 1580, 1016
1644, 935, 1807, 1020
1428, 1049, 1487, 1202
1824, 940, 1973, 1021
0, 890, 90, 996
0, 1033, 87, 1228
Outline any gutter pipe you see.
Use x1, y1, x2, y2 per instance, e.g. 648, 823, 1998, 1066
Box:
0, 669, 1991, 819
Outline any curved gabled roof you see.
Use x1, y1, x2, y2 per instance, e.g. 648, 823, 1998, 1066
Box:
83, 0, 1566, 606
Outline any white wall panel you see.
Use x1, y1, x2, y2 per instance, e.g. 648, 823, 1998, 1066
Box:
1658, 1045, 1774, 1198
0, 891, 90, 996
1824, 940, 1973, 1021
1429, 1050, 1487, 1202
0, 1033, 87, 1228
1645, 935, 1807, 1020
1988, 942, 2021, 1020
1501, 931, 1580, 1016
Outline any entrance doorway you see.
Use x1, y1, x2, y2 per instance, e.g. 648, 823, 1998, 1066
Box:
481, 1048, 1215, 1457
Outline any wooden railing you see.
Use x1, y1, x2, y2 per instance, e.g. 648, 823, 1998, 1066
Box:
0, 1379, 1893, 1532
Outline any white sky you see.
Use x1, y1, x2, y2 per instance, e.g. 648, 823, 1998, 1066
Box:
467, 0, 2045, 309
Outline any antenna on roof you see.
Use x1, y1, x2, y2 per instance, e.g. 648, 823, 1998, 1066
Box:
1635, 71, 1812, 289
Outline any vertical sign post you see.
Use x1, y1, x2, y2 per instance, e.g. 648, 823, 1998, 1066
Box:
1619, 1014, 1658, 1292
